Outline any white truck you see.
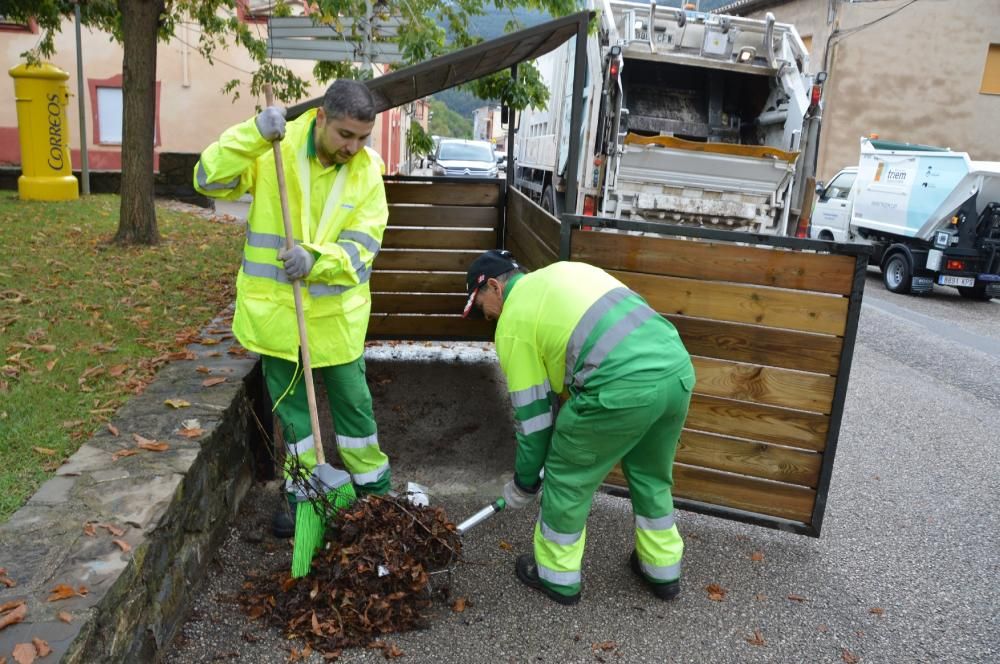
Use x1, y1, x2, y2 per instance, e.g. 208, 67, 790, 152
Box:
811, 137, 1000, 300
513, 0, 824, 235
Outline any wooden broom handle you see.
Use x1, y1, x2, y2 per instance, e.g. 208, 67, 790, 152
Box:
263, 84, 325, 466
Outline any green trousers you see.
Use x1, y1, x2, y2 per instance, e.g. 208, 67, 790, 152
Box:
533, 364, 695, 597
262, 355, 391, 497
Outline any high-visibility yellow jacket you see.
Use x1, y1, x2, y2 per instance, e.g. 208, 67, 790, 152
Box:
193, 109, 388, 366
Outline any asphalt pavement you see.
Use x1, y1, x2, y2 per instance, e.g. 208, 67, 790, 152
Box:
167, 275, 1000, 664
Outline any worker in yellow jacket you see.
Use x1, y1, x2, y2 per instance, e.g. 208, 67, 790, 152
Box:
194, 80, 391, 537
464, 250, 695, 605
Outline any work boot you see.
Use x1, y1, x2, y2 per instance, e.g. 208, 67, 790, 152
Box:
271, 494, 296, 539
515, 554, 580, 606
629, 549, 680, 601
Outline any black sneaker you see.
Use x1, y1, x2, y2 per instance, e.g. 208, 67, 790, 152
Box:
629, 549, 680, 601
515, 554, 580, 606
271, 502, 296, 539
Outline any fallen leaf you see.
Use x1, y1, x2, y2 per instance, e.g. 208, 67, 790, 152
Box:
178, 427, 205, 439
107, 423, 119, 436
32, 447, 57, 457
57, 611, 73, 623
99, 523, 125, 537
47, 584, 78, 601
83, 522, 96, 537
46, 359, 58, 371
195, 366, 211, 374
754, 593, 767, 601
31, 638, 51, 657
451, 597, 466, 613
787, 594, 809, 603
745, 628, 766, 647
11, 643, 34, 664
0, 600, 25, 613
202, 377, 226, 387
705, 583, 727, 601
164, 399, 191, 409
136, 440, 169, 452
36, 344, 56, 353
750, 551, 764, 562
112, 539, 131, 553
61, 420, 84, 429
869, 607, 885, 616
842, 649, 860, 663
111, 449, 139, 461
591, 641, 616, 651
0, 574, 15, 588
498, 540, 513, 551
0, 603, 27, 630
108, 364, 128, 377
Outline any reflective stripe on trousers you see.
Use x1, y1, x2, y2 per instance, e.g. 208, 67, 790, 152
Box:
634, 510, 683, 582
533, 513, 585, 592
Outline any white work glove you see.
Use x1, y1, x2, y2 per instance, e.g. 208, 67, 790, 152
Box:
502, 479, 539, 510
279, 245, 315, 280
255, 105, 286, 142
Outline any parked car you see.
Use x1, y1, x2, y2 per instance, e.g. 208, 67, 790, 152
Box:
430, 139, 498, 178
495, 149, 508, 174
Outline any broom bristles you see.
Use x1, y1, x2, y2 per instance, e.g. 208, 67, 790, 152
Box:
290, 480, 358, 578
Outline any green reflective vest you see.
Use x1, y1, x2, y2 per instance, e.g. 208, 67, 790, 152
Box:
193, 109, 388, 366
495, 262, 691, 489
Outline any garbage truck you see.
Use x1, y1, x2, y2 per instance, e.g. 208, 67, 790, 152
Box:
513, 0, 824, 235
810, 137, 1000, 300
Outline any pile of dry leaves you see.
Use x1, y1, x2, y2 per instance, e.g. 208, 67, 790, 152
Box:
240, 495, 462, 659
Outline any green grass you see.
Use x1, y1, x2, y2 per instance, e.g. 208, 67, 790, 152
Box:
0, 193, 244, 522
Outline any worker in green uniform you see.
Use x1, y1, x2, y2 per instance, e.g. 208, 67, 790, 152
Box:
194, 80, 391, 537
463, 250, 695, 605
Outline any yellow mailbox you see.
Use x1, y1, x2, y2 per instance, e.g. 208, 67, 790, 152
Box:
9, 63, 78, 201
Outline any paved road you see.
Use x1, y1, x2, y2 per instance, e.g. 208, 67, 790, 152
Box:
169, 269, 999, 664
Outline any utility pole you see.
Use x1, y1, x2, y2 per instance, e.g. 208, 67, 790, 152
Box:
73, 0, 90, 195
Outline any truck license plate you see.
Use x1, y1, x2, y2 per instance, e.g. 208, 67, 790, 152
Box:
939, 275, 975, 287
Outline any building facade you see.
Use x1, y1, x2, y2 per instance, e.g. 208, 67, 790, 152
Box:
0, 6, 415, 175
716, 0, 1000, 180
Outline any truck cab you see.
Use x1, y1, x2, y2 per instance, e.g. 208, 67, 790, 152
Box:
810, 167, 858, 243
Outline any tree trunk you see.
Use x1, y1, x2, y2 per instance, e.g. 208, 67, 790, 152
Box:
114, 0, 163, 245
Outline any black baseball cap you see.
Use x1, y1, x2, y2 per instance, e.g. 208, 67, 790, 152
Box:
462, 249, 520, 318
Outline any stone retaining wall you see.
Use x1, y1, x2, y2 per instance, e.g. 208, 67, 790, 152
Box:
0, 311, 270, 662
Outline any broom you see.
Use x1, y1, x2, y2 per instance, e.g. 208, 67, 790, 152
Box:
263, 85, 356, 578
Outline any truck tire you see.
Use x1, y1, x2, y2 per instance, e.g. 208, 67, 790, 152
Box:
542, 185, 560, 218
883, 253, 913, 294
958, 284, 992, 301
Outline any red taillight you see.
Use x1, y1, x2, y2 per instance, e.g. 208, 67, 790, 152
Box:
582, 195, 597, 216
810, 84, 822, 106
946, 259, 966, 271
609, 58, 620, 80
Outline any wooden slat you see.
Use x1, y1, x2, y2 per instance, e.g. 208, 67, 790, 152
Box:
508, 188, 560, 253
367, 314, 494, 339
669, 315, 843, 375
506, 227, 558, 272
690, 356, 834, 414
370, 271, 466, 293
675, 429, 821, 487
374, 251, 482, 272
371, 293, 467, 315
388, 205, 499, 228
572, 229, 856, 295
605, 464, 816, 523
385, 181, 501, 206
383, 228, 496, 250
685, 394, 829, 452
613, 270, 848, 336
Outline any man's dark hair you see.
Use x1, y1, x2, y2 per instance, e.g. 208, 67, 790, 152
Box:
323, 79, 377, 123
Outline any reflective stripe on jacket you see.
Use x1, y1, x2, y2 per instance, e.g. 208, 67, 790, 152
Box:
495, 262, 690, 489
193, 109, 388, 366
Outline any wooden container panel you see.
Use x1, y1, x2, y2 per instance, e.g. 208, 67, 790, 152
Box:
385, 181, 501, 206
690, 356, 835, 414
367, 314, 494, 339
669, 315, 843, 375
388, 205, 499, 228
506, 225, 558, 272
613, 270, 848, 336
685, 394, 829, 452
675, 429, 821, 487
371, 293, 468, 315
507, 188, 561, 254
370, 271, 466, 293
383, 228, 496, 251
605, 464, 816, 523
572, 229, 856, 295
374, 251, 482, 272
